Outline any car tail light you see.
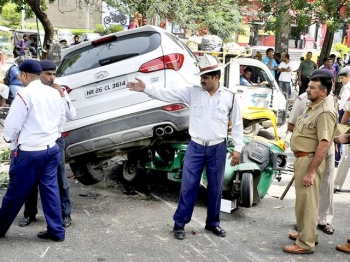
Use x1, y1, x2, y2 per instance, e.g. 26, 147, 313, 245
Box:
139, 54, 184, 73
61, 132, 69, 138
61, 85, 72, 94
92, 35, 117, 46
161, 104, 187, 111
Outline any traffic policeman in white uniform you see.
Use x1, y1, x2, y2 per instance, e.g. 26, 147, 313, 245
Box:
0, 60, 66, 241
127, 54, 244, 240
19, 60, 76, 228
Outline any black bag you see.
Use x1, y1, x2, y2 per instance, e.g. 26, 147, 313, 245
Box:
3, 65, 15, 86
13, 47, 20, 58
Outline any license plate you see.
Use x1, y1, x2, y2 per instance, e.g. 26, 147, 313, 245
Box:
85, 78, 126, 98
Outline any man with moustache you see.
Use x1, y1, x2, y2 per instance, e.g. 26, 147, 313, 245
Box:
126, 54, 244, 240
283, 70, 337, 254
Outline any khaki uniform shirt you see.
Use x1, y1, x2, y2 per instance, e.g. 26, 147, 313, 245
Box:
291, 98, 337, 153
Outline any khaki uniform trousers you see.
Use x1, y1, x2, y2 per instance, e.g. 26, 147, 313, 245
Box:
318, 144, 335, 225
294, 156, 325, 251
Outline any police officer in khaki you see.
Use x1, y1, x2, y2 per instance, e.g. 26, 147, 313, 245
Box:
283, 69, 337, 254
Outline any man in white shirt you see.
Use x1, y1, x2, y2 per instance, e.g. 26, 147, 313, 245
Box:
0, 60, 66, 242
19, 60, 76, 229
334, 67, 350, 192
127, 54, 244, 240
278, 54, 295, 98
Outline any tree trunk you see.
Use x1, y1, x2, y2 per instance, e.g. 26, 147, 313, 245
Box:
275, 10, 290, 54
319, 28, 334, 68
26, 0, 54, 60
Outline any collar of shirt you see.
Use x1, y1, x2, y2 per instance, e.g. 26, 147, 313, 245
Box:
306, 97, 327, 110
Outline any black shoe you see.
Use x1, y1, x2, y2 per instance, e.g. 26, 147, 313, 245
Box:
62, 216, 72, 228
19, 217, 35, 227
37, 231, 64, 242
205, 225, 226, 237
173, 228, 185, 240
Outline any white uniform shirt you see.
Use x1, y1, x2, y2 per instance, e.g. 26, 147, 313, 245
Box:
340, 81, 350, 110
59, 87, 76, 133
144, 84, 244, 152
4, 79, 65, 148
278, 61, 296, 82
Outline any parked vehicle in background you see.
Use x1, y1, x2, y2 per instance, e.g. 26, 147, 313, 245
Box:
80, 33, 101, 42
55, 29, 73, 45
11, 29, 44, 59
55, 25, 200, 185
103, 10, 127, 25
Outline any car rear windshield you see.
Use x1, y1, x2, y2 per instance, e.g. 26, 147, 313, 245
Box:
56, 31, 161, 77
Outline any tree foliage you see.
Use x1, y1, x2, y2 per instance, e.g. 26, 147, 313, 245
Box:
257, 0, 350, 63
1, 3, 21, 28
105, 0, 244, 41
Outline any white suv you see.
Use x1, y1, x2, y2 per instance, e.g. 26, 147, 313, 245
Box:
55, 26, 200, 185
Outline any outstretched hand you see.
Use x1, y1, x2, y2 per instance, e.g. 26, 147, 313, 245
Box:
126, 78, 146, 92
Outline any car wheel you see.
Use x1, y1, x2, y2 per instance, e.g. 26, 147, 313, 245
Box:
243, 123, 259, 136
241, 172, 254, 208
104, 16, 111, 24
69, 158, 105, 185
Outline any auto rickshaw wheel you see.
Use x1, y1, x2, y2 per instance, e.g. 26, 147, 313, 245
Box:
122, 160, 139, 182
241, 172, 254, 207
243, 123, 259, 136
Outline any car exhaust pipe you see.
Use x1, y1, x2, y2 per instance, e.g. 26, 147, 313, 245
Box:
164, 126, 174, 135
155, 127, 165, 136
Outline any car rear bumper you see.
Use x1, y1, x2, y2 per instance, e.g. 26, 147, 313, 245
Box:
64, 108, 189, 160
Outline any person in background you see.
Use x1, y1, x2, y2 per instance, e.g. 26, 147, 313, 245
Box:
18, 60, 76, 228
299, 33, 304, 49
334, 57, 344, 96
321, 58, 337, 82
70, 35, 80, 46
262, 48, 278, 78
59, 40, 69, 49
0, 60, 66, 242
334, 67, 350, 192
126, 54, 244, 240
283, 69, 337, 254
256, 51, 262, 61
298, 51, 317, 95
128, 12, 143, 29
15, 34, 29, 56
274, 53, 282, 81
330, 54, 340, 75
0, 79, 9, 108
8, 57, 24, 98
278, 54, 295, 98
343, 53, 349, 66
240, 67, 266, 86
142, 17, 148, 25
319, 57, 328, 69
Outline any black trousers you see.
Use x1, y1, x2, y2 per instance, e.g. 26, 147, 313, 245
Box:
299, 76, 310, 96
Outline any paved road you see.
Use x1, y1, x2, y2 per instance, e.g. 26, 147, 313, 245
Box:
1, 128, 350, 261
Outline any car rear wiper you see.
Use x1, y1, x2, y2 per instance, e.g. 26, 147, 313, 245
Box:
99, 53, 140, 66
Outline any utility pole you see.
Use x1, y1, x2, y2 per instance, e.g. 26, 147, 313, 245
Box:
86, 1, 90, 34
21, 0, 25, 29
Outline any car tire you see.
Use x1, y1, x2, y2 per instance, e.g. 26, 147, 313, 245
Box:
69, 158, 105, 185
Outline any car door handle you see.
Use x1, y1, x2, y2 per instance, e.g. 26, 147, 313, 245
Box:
237, 89, 244, 93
